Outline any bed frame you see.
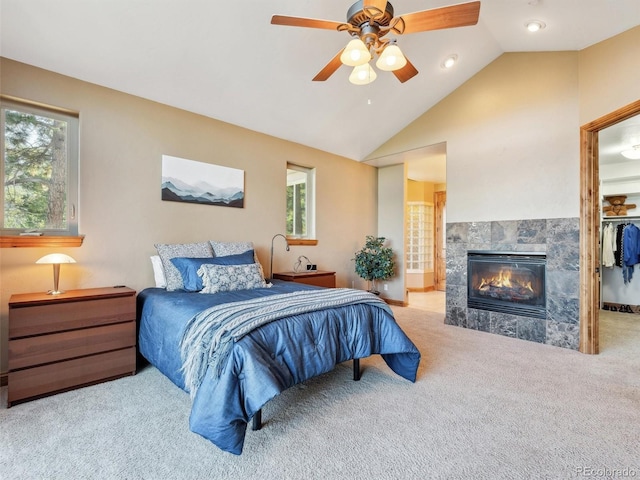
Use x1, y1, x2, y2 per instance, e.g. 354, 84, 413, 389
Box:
251, 358, 361, 430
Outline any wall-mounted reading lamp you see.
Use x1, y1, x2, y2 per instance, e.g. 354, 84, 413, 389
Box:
269, 234, 290, 281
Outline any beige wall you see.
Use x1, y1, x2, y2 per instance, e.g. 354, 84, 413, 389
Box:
578, 26, 640, 125
368, 26, 640, 225
369, 51, 581, 223
0, 58, 378, 375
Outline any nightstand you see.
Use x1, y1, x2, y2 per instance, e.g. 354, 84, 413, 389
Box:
273, 271, 336, 288
8, 286, 137, 407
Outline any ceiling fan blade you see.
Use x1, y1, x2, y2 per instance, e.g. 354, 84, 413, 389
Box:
399, 1, 480, 35
393, 57, 418, 83
312, 50, 345, 81
271, 15, 344, 31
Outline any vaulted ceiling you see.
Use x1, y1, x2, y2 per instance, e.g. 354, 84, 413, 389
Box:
2, 0, 639, 168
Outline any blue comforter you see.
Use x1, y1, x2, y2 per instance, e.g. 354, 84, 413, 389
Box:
138, 281, 421, 455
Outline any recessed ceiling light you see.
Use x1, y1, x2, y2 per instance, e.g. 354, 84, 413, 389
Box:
441, 54, 458, 69
525, 20, 546, 32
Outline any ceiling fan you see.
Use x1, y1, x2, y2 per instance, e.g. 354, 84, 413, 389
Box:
271, 0, 481, 85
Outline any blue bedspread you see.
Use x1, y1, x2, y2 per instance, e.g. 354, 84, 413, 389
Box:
138, 280, 421, 455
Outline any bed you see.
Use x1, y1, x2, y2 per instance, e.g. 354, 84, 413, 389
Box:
138, 242, 421, 455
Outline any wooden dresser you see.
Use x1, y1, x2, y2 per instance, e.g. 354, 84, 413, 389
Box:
8, 286, 137, 407
273, 270, 336, 288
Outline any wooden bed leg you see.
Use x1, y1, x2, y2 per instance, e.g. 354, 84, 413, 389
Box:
252, 409, 262, 431
353, 358, 361, 381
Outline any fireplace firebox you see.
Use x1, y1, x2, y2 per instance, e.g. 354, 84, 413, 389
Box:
467, 251, 546, 319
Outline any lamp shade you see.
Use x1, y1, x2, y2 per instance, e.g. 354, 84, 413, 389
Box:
340, 38, 371, 67
349, 63, 377, 85
36, 253, 77, 265
36, 253, 76, 294
375, 44, 407, 71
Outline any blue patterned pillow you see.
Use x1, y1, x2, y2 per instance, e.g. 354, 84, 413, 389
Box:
170, 250, 256, 292
199, 263, 269, 294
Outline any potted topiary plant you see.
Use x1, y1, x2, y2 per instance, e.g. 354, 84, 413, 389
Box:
353, 235, 395, 294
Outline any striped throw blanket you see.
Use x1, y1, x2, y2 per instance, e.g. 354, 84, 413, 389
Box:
180, 288, 391, 398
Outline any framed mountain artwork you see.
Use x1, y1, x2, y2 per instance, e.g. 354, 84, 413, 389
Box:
161, 155, 244, 208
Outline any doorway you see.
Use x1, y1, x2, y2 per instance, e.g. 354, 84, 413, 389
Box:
580, 99, 640, 354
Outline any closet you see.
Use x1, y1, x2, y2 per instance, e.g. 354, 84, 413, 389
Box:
600, 197, 640, 313
599, 115, 640, 314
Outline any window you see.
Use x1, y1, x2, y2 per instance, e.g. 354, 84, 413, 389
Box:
286, 163, 315, 239
1, 98, 79, 236
406, 201, 434, 273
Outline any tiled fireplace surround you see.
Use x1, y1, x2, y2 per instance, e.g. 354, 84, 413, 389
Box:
445, 218, 580, 350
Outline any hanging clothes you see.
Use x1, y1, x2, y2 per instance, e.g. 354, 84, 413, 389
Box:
614, 223, 626, 268
622, 223, 640, 284
602, 222, 616, 267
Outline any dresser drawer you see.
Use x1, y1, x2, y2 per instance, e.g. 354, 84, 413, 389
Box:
9, 322, 135, 370
293, 275, 336, 288
9, 295, 135, 339
8, 347, 136, 405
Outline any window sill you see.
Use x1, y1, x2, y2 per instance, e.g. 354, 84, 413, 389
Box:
0, 235, 85, 248
286, 238, 318, 246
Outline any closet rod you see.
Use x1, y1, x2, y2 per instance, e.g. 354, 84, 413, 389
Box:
602, 216, 640, 222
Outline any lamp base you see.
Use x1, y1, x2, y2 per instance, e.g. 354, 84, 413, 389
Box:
47, 290, 65, 295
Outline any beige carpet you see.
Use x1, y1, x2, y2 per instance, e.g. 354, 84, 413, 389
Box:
1, 307, 638, 480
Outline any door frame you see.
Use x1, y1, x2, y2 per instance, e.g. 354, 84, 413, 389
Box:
434, 191, 446, 291
579, 99, 640, 354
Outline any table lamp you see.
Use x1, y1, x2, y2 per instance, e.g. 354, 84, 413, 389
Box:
36, 253, 76, 294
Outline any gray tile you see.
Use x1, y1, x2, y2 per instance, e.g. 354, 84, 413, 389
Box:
447, 223, 468, 243
445, 306, 466, 327
517, 317, 546, 344
446, 284, 467, 308
492, 221, 518, 244
445, 217, 581, 351
547, 218, 580, 244
490, 312, 518, 338
517, 219, 547, 244
547, 243, 579, 271
468, 308, 491, 332
547, 295, 580, 324
545, 320, 579, 350
546, 270, 580, 300
468, 222, 491, 244
446, 245, 468, 287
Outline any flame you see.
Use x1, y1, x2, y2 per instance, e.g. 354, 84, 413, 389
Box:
478, 268, 534, 293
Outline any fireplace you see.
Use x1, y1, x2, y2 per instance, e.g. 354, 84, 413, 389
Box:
467, 251, 546, 319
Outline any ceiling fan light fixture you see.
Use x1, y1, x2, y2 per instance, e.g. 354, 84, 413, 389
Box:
340, 38, 371, 66
375, 44, 407, 71
621, 144, 640, 160
349, 63, 377, 85
525, 20, 546, 32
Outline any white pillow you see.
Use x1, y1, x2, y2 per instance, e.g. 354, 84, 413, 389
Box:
210, 240, 260, 264
150, 255, 167, 288
210, 241, 254, 257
